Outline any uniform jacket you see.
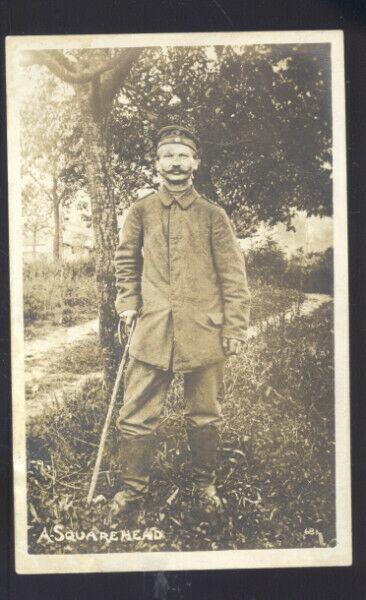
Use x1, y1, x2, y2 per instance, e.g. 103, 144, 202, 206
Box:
115, 185, 251, 371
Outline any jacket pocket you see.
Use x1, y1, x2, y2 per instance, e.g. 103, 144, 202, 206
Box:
207, 312, 224, 327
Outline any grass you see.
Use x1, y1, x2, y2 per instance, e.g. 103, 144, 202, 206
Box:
24, 259, 97, 338
248, 280, 303, 325
26, 301, 335, 554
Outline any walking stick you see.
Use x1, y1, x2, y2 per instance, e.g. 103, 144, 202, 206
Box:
86, 319, 136, 505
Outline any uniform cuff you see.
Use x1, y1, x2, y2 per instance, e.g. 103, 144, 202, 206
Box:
115, 296, 140, 316
222, 328, 248, 341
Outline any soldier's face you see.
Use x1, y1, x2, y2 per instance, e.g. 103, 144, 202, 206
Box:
156, 143, 200, 184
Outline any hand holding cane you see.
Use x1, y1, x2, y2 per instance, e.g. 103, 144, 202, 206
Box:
86, 318, 136, 505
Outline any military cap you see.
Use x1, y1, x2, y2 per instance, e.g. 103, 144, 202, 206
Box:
156, 125, 199, 153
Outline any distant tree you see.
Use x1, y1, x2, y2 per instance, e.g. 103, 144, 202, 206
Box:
22, 180, 52, 260
305, 247, 333, 293
20, 74, 84, 262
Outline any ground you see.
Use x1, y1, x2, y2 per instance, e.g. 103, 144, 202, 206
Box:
26, 290, 335, 554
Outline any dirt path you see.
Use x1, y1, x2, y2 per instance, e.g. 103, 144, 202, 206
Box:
25, 318, 99, 419
25, 293, 331, 419
25, 318, 98, 360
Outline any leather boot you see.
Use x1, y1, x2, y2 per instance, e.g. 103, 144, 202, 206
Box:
109, 433, 157, 519
187, 424, 222, 510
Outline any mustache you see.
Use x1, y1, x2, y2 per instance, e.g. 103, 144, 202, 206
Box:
164, 168, 190, 174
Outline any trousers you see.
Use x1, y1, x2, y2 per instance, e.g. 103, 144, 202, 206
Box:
116, 358, 224, 437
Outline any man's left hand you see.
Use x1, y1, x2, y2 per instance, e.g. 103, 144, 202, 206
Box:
222, 338, 241, 356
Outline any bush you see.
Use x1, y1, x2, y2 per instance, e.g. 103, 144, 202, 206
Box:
23, 256, 96, 281
245, 238, 287, 287
284, 248, 333, 294
245, 241, 333, 294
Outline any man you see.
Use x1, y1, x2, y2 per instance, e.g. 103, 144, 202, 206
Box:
110, 125, 250, 517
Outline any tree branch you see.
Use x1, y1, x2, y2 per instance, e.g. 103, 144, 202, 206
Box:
101, 48, 144, 108
21, 50, 83, 83
21, 49, 142, 85
59, 185, 72, 202
28, 171, 55, 203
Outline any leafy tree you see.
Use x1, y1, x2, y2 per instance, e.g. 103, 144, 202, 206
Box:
110, 44, 332, 235
20, 74, 84, 262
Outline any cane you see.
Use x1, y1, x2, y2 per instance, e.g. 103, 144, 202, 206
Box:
86, 318, 136, 505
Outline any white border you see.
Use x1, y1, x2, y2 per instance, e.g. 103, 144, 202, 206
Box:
6, 30, 351, 574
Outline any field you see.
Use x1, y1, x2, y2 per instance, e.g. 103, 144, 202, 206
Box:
26, 299, 335, 554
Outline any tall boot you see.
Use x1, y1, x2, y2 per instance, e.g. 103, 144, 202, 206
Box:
109, 433, 157, 518
187, 424, 222, 509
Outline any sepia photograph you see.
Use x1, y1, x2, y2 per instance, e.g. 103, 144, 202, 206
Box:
6, 30, 350, 573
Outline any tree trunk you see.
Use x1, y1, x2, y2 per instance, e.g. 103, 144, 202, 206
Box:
194, 162, 219, 205
32, 230, 37, 262
80, 102, 119, 393
58, 203, 64, 262
52, 200, 60, 262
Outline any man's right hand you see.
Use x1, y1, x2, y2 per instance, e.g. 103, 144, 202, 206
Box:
119, 310, 138, 327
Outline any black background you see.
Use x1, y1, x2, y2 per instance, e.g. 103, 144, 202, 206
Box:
0, 1, 365, 598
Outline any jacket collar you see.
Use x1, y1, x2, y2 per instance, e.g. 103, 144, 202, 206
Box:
159, 184, 198, 210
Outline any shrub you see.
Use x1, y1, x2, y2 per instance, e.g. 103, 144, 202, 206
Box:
245, 241, 333, 294
284, 248, 333, 294
245, 238, 287, 287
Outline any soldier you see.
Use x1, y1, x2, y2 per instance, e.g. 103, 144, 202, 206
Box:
110, 125, 251, 517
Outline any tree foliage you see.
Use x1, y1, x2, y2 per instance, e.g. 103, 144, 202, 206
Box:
110, 44, 332, 236
22, 180, 52, 257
